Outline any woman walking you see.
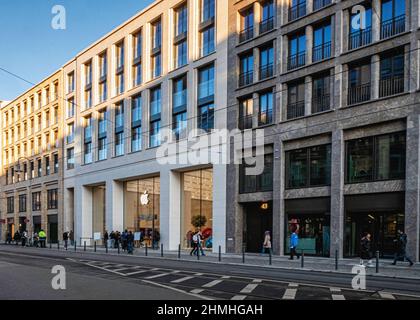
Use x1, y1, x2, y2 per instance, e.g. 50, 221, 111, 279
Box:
262, 231, 272, 254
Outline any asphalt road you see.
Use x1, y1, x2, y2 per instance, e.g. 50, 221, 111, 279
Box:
1, 245, 420, 300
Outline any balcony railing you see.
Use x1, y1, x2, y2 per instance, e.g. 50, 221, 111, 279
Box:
348, 27, 372, 50
287, 52, 306, 70
348, 83, 371, 105
239, 70, 254, 87
380, 15, 405, 40
239, 25, 254, 43
258, 110, 273, 126
239, 114, 253, 130
259, 17, 274, 34
289, 2, 306, 22
312, 42, 331, 62
313, 0, 331, 11
287, 101, 305, 119
379, 75, 404, 98
312, 93, 330, 113
259, 63, 274, 80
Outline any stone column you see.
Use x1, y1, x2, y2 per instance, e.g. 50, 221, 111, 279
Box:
342, 9, 350, 53
160, 168, 181, 251
75, 185, 93, 245
341, 64, 348, 108
330, 129, 345, 258
404, 44, 413, 92
106, 179, 124, 233
306, 0, 313, 15
282, 35, 289, 74
306, 25, 314, 65
372, 0, 381, 42
371, 54, 380, 100
405, 114, 420, 262
213, 164, 227, 253
334, 64, 343, 109
305, 76, 313, 116
272, 140, 282, 255
253, 92, 260, 128
63, 187, 74, 233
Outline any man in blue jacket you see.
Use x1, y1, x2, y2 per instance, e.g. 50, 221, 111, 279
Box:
289, 230, 300, 260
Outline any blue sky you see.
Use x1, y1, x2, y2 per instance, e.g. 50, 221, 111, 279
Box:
0, 0, 154, 101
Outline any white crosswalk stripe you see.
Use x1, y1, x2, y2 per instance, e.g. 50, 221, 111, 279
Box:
330, 287, 346, 300
231, 295, 247, 300
379, 292, 396, 300
171, 276, 195, 284
283, 283, 299, 300
145, 273, 170, 279
125, 269, 157, 276
240, 283, 259, 294
203, 279, 224, 288
191, 289, 205, 294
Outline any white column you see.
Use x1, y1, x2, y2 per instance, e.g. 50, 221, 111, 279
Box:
213, 164, 227, 253
107, 179, 124, 232
160, 168, 182, 250
75, 185, 92, 245
372, 0, 381, 42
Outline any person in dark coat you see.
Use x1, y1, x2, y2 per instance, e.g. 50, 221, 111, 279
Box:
104, 231, 109, 248
127, 231, 134, 255
6, 232, 12, 244
392, 230, 414, 266
63, 231, 69, 249
360, 232, 372, 266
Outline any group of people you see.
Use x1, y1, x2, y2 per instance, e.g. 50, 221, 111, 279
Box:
5, 229, 47, 248
359, 230, 414, 267
189, 231, 206, 256
102, 230, 160, 252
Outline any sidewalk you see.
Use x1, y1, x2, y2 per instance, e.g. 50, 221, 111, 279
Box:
2, 242, 419, 280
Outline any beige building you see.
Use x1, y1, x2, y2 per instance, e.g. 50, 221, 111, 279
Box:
0, 70, 64, 243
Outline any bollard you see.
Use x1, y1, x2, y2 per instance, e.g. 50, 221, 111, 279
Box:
74, 241, 77, 252
161, 244, 164, 257
218, 245, 221, 262
269, 250, 272, 265
57, 241, 60, 250
335, 250, 338, 270
376, 251, 379, 273
106, 241, 108, 254
242, 246, 245, 264
197, 248, 200, 261
145, 244, 148, 256
301, 250, 304, 268
50, 242, 52, 249
178, 244, 181, 259
94, 241, 97, 252
84, 241, 86, 252
118, 243, 120, 254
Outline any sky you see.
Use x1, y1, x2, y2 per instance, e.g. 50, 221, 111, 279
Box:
0, 0, 154, 101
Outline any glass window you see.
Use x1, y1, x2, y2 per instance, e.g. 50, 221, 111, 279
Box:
131, 127, 142, 152
173, 111, 187, 140
152, 54, 162, 78
201, 0, 215, 22
150, 120, 161, 148
346, 136, 375, 183
124, 177, 160, 248
32, 192, 41, 211
152, 19, 162, 49
116, 42, 125, 69
19, 195, 26, 212
115, 103, 124, 129
115, 132, 124, 156
175, 41, 188, 68
201, 26, 215, 57
198, 103, 214, 133
133, 31, 142, 60
198, 64, 214, 100
259, 91, 273, 125
173, 75, 187, 110
175, 3, 188, 36
67, 148, 75, 169
239, 153, 273, 193
150, 87, 161, 116
132, 95, 142, 124
7, 197, 14, 213
376, 132, 406, 180
98, 137, 108, 161
239, 53, 254, 86
313, 23, 331, 62
47, 189, 58, 210
259, 45, 274, 79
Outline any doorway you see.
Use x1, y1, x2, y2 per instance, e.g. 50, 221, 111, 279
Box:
345, 212, 404, 258
243, 202, 273, 253
48, 215, 58, 243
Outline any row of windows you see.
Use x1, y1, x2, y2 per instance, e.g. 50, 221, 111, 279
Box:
3, 82, 59, 127
6, 189, 58, 213
66, 63, 215, 167
239, 132, 406, 193
5, 154, 59, 185
67, 0, 216, 111
237, 49, 405, 128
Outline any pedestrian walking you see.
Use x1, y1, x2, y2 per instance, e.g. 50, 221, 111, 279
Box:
39, 229, 47, 248
69, 230, 74, 246
392, 230, 414, 267
360, 232, 373, 266
6, 232, 12, 244
190, 231, 199, 256
127, 231, 134, 255
104, 230, 109, 248
261, 231, 272, 254
63, 231, 69, 249
21, 230, 28, 247
121, 230, 128, 252
14, 230, 21, 245
289, 229, 300, 260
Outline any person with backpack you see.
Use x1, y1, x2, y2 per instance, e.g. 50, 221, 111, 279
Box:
289, 229, 300, 260
392, 230, 414, 266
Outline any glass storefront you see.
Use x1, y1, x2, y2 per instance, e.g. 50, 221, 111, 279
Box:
92, 186, 106, 244
285, 214, 330, 257
285, 197, 331, 257
181, 169, 213, 249
124, 177, 160, 248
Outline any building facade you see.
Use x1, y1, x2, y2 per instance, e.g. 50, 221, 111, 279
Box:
226, 0, 420, 260
0, 71, 64, 243
61, 0, 229, 251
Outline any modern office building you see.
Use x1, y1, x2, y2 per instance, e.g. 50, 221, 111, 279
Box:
0, 71, 64, 243
226, 0, 420, 260
61, 0, 229, 251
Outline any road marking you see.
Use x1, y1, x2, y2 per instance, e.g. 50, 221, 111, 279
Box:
330, 287, 341, 293
171, 276, 195, 284
222, 276, 231, 279
114, 266, 139, 272
289, 283, 299, 288
141, 279, 213, 301
240, 283, 259, 294
145, 273, 170, 279
282, 289, 297, 300
330, 287, 346, 300
125, 269, 156, 276
231, 295, 247, 300
253, 279, 262, 283
379, 292, 396, 300
203, 279, 224, 288
194, 273, 203, 276
191, 289, 205, 294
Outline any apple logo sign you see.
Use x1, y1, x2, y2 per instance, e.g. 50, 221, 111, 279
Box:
140, 191, 149, 206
